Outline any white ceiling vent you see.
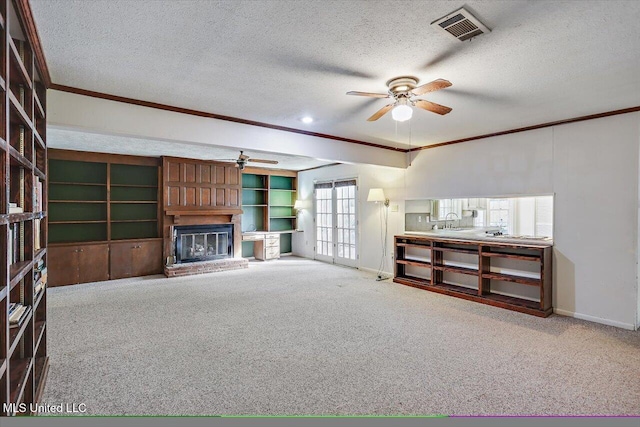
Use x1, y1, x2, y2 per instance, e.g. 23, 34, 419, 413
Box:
431, 7, 490, 42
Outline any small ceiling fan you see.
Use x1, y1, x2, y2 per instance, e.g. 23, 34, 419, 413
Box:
347, 76, 452, 121
217, 151, 278, 170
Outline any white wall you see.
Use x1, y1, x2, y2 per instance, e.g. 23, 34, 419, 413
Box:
551, 114, 639, 330
294, 113, 640, 330
294, 164, 405, 276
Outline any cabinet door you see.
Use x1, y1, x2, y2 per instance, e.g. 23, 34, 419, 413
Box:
48, 246, 80, 287
77, 244, 110, 283
132, 240, 163, 277
110, 241, 134, 279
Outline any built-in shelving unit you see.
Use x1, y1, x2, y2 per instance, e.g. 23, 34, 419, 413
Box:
241, 169, 297, 258
394, 235, 552, 317
1, 0, 49, 415
47, 150, 163, 286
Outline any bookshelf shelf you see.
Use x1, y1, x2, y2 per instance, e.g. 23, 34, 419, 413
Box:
110, 183, 158, 188
8, 145, 33, 170
111, 219, 157, 223
8, 309, 33, 356
34, 321, 46, 351
8, 91, 32, 127
34, 165, 45, 179
8, 38, 32, 88
34, 287, 45, 311
9, 261, 32, 288
2, 1, 50, 414
49, 181, 107, 186
49, 220, 108, 224
8, 357, 33, 406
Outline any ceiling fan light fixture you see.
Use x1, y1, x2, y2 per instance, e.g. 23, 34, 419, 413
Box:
392, 104, 413, 122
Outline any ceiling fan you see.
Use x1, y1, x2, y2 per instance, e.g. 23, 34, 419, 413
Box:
347, 76, 452, 121
218, 151, 279, 170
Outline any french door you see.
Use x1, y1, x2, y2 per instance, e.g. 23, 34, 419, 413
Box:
314, 179, 358, 267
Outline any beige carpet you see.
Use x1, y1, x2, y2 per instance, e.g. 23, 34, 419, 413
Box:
42, 257, 640, 415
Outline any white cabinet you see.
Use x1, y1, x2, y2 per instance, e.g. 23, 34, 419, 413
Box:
244, 233, 280, 261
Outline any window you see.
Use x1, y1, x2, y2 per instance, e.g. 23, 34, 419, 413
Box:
488, 198, 512, 233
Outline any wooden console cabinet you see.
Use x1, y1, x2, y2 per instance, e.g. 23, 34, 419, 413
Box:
394, 235, 553, 317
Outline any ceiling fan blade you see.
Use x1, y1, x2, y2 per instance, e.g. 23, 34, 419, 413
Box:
414, 99, 452, 115
238, 154, 250, 160
248, 158, 279, 165
366, 103, 394, 121
346, 91, 390, 98
410, 79, 452, 96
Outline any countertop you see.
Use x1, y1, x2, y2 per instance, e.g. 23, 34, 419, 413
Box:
401, 229, 553, 247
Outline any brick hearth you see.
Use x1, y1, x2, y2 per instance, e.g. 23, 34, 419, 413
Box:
164, 258, 248, 277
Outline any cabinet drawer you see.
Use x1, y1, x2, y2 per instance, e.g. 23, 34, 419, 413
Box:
265, 234, 280, 244
243, 233, 266, 241
265, 247, 280, 259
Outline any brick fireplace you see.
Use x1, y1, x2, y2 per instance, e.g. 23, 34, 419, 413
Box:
162, 156, 248, 277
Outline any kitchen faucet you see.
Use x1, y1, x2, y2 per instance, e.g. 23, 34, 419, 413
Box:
444, 212, 460, 229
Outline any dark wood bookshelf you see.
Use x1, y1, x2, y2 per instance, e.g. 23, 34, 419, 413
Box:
47, 149, 163, 287
2, 0, 50, 415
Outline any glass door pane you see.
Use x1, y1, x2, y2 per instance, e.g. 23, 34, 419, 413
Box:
314, 185, 333, 262
314, 180, 357, 267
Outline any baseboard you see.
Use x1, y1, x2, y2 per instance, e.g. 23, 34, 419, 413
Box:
554, 308, 636, 330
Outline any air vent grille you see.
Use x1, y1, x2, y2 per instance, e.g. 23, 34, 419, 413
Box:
432, 7, 490, 42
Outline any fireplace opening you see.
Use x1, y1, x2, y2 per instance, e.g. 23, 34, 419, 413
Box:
174, 224, 233, 263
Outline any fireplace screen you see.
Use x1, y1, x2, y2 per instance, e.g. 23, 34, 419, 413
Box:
181, 232, 228, 260
174, 224, 233, 263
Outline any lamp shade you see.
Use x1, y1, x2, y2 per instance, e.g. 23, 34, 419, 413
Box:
367, 188, 387, 203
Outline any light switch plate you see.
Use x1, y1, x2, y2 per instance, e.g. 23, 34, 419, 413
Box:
390, 204, 399, 212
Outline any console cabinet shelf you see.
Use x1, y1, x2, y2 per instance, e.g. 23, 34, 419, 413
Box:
394, 235, 552, 317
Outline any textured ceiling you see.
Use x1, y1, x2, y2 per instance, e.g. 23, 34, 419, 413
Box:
33, 0, 640, 150
48, 128, 332, 171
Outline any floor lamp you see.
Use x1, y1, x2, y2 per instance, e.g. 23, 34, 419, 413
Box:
367, 188, 390, 281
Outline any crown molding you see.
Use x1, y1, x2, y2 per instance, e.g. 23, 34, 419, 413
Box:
411, 106, 640, 151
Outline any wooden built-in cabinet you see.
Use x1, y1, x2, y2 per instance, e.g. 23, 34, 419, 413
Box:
1, 0, 50, 415
110, 239, 162, 280
47, 150, 163, 286
48, 243, 109, 287
394, 235, 552, 317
